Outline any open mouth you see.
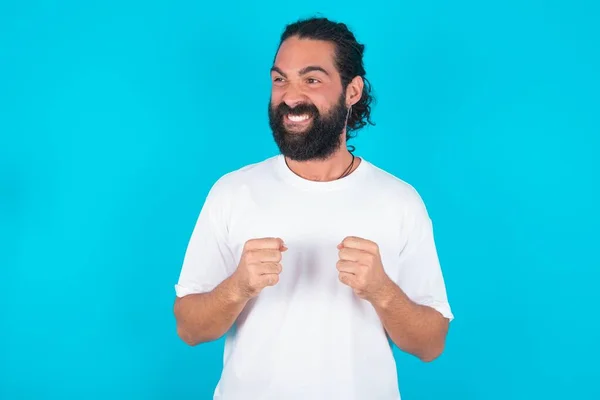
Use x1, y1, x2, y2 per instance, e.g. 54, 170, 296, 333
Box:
285, 113, 313, 125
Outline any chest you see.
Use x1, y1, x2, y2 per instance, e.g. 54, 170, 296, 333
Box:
225, 187, 407, 282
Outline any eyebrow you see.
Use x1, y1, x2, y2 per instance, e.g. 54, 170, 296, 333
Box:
270, 65, 330, 78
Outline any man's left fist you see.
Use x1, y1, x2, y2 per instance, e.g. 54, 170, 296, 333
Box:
336, 236, 392, 302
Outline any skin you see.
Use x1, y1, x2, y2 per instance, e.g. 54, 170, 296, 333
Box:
337, 237, 449, 362
174, 36, 449, 362
174, 238, 286, 345
270, 37, 363, 181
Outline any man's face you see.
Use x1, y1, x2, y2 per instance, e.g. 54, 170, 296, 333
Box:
268, 37, 349, 161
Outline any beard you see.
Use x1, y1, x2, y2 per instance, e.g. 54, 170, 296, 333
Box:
268, 93, 349, 161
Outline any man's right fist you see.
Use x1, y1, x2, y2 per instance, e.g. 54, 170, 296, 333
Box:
231, 237, 287, 299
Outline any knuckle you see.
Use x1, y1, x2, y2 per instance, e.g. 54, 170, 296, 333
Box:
263, 274, 276, 287
243, 239, 256, 250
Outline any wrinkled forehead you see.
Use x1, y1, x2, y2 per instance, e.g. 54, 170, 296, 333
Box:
273, 37, 339, 77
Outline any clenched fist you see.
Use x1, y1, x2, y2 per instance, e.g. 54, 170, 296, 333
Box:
337, 236, 392, 302
231, 237, 287, 299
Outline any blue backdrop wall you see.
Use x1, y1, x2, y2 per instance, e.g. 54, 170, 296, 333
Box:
1, 0, 598, 399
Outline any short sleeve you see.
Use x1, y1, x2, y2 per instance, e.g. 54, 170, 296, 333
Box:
174, 179, 237, 298
396, 191, 454, 321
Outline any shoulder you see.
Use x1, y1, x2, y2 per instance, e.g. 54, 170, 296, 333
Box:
362, 159, 427, 211
205, 155, 279, 198
362, 159, 435, 237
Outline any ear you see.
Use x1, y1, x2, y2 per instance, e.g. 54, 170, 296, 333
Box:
345, 76, 364, 107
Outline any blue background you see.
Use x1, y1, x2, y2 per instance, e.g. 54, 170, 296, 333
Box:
1, 0, 599, 399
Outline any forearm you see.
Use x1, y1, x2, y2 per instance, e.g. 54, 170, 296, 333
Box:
174, 276, 248, 346
370, 279, 449, 362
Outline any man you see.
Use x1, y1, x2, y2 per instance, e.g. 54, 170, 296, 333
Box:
173, 17, 453, 400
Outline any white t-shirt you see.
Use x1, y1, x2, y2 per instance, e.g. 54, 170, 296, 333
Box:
175, 154, 454, 400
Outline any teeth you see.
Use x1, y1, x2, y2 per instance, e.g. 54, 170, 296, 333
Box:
288, 114, 310, 122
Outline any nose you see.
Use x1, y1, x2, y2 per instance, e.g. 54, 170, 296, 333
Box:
281, 82, 308, 108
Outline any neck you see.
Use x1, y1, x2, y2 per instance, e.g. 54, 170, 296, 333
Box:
284, 147, 359, 182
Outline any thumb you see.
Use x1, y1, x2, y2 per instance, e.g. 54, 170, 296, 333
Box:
278, 238, 288, 252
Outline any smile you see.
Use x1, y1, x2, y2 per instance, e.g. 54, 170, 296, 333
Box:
286, 114, 312, 123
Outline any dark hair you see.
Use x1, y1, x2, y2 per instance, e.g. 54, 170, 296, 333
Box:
278, 17, 376, 141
